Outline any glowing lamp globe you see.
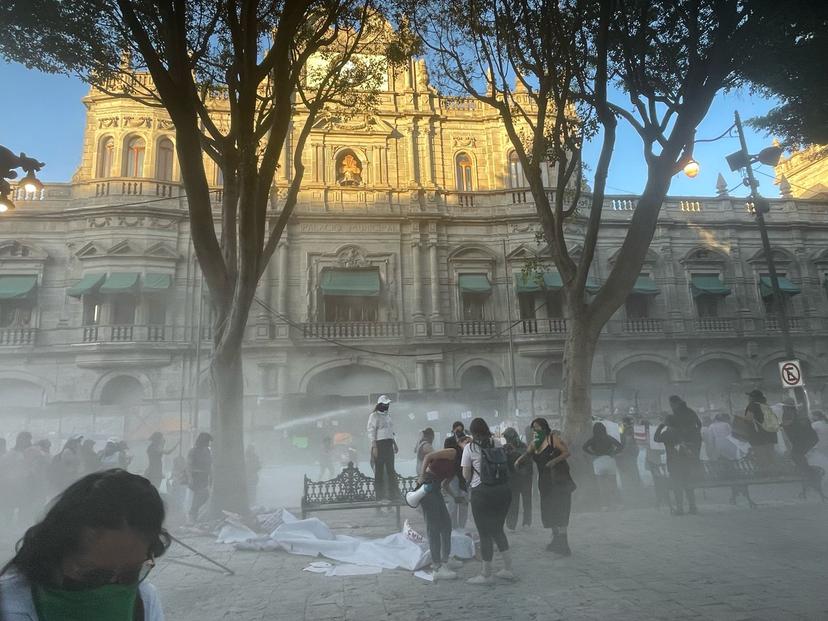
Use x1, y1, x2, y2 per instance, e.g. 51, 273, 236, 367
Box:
0, 197, 14, 213
21, 171, 43, 194
683, 159, 700, 178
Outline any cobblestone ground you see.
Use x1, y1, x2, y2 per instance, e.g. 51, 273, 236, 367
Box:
150, 485, 828, 621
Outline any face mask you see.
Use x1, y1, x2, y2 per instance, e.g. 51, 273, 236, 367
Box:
376, 403, 389, 413
533, 430, 546, 449
35, 583, 138, 621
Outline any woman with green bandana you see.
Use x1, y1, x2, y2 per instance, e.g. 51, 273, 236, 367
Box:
0, 468, 169, 620
515, 418, 576, 556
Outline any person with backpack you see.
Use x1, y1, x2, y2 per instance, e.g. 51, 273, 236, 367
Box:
738, 390, 779, 468
460, 417, 514, 584
515, 418, 576, 555
502, 427, 532, 530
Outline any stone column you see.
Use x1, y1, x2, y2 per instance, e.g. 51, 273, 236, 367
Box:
277, 240, 289, 316
433, 361, 444, 390
411, 241, 424, 318
407, 125, 419, 185
416, 361, 427, 391
277, 364, 288, 396
420, 124, 434, 186
429, 240, 441, 320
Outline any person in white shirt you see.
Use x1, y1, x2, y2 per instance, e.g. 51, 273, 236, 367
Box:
367, 395, 399, 503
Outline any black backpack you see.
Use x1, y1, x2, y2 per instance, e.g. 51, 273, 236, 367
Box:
475, 441, 510, 486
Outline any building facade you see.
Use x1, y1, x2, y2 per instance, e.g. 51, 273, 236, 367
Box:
2, 60, 828, 448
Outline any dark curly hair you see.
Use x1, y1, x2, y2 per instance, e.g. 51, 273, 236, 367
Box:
1, 469, 170, 586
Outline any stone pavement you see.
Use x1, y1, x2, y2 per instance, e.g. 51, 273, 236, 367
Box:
152, 486, 828, 621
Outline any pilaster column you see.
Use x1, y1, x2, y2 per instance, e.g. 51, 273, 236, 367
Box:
411, 241, 424, 318
407, 125, 419, 185
433, 361, 444, 390
276, 364, 288, 396
277, 240, 289, 316
429, 240, 441, 320
419, 124, 434, 186
416, 361, 427, 391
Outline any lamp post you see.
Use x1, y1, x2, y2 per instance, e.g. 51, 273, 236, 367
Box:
727, 112, 807, 410
0, 145, 45, 213
728, 112, 793, 359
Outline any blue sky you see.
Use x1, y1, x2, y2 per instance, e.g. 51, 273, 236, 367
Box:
0, 61, 783, 197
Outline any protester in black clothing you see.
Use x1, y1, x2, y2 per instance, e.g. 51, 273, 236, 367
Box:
655, 404, 701, 515
617, 416, 642, 495
780, 403, 822, 496
451, 421, 466, 441
516, 418, 576, 555
79, 438, 99, 474
187, 432, 213, 523
145, 432, 178, 488
583, 422, 623, 510
502, 427, 532, 530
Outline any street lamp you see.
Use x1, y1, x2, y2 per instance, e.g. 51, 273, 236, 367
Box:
0, 145, 45, 213
682, 159, 701, 178
726, 112, 805, 409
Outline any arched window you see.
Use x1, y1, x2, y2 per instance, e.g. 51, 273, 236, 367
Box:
96, 136, 115, 178
455, 152, 474, 191
123, 136, 146, 177
336, 150, 363, 186
155, 138, 175, 181
508, 151, 525, 188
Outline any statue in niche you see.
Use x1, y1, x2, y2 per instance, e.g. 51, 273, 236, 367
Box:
338, 153, 362, 186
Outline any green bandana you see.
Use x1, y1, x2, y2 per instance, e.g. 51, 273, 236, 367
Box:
533, 430, 546, 450
34, 583, 138, 621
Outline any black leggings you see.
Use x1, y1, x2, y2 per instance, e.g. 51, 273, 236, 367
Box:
470, 484, 511, 562
420, 486, 452, 564
374, 439, 398, 500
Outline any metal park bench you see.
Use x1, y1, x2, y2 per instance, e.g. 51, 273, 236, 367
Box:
650, 456, 826, 509
301, 462, 420, 529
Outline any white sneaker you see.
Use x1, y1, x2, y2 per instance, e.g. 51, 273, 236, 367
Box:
495, 569, 516, 581
446, 558, 464, 570
433, 566, 458, 581
466, 574, 494, 585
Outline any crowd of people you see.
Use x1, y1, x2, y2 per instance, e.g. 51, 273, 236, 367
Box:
378, 388, 828, 582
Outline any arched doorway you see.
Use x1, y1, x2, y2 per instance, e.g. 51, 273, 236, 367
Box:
689, 359, 742, 416
95, 375, 145, 441
307, 364, 397, 397
614, 361, 671, 417
0, 379, 46, 432
458, 365, 504, 421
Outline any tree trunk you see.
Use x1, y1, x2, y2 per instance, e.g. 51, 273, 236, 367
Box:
561, 315, 598, 442
209, 342, 249, 516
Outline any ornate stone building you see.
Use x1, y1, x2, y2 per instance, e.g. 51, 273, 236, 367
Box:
2, 60, 828, 448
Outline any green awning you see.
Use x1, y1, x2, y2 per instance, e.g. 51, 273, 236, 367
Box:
144, 273, 172, 292
632, 275, 659, 296
320, 268, 381, 297
691, 274, 731, 298
67, 273, 106, 298
542, 271, 564, 291
759, 276, 800, 297
515, 273, 543, 294
0, 275, 37, 300
100, 272, 140, 295
458, 274, 492, 294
